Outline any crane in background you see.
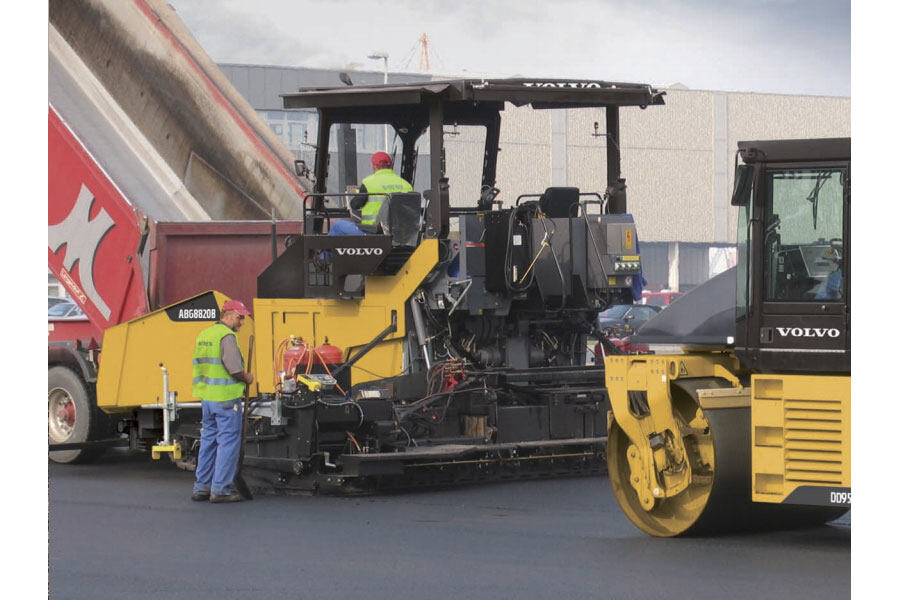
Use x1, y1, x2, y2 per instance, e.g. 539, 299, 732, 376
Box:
400, 33, 438, 73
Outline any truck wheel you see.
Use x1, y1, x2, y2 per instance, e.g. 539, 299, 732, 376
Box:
48, 366, 106, 464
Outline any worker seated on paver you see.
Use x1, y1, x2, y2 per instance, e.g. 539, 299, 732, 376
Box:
329, 151, 412, 237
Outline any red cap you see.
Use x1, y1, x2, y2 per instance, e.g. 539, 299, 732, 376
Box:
222, 299, 250, 317
371, 151, 392, 169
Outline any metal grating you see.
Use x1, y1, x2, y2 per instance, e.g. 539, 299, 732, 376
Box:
783, 398, 843, 484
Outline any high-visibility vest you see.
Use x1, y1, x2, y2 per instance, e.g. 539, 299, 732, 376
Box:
360, 169, 413, 228
192, 323, 245, 402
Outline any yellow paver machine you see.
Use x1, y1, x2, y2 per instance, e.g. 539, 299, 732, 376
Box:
94, 79, 668, 494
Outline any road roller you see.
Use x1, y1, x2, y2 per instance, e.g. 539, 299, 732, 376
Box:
606, 138, 850, 536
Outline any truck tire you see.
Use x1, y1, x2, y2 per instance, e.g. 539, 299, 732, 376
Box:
48, 366, 109, 463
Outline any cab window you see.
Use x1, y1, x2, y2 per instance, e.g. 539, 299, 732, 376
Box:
763, 167, 846, 301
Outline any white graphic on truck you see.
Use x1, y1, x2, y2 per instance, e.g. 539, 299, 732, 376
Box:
48, 184, 114, 320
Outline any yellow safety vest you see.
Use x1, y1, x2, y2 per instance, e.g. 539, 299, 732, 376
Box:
192, 323, 245, 402
360, 169, 413, 229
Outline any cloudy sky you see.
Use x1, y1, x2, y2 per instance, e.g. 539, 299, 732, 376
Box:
168, 0, 850, 97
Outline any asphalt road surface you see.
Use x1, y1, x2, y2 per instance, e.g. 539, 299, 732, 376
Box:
49, 450, 850, 600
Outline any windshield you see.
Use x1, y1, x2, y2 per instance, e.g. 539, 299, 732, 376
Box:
763, 167, 846, 301
323, 123, 420, 195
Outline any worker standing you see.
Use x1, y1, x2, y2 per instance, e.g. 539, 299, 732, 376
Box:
330, 151, 412, 235
190, 299, 254, 503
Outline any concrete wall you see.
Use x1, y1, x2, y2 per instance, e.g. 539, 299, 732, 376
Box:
410, 85, 850, 247
440, 87, 850, 246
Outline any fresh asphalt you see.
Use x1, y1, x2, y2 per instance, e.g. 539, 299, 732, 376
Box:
49, 449, 850, 600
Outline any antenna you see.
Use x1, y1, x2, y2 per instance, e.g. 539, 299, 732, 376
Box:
418, 33, 431, 72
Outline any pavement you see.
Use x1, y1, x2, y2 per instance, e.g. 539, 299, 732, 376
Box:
49, 449, 850, 600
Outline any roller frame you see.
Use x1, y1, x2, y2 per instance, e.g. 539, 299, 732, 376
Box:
605, 353, 745, 508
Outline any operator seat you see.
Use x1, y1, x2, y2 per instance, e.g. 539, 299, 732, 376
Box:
539, 187, 580, 218
376, 192, 423, 247
372, 191, 425, 275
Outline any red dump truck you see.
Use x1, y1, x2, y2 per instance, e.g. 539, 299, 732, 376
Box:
49, 0, 312, 462
48, 106, 302, 462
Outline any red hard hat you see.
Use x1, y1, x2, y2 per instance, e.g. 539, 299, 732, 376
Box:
222, 299, 251, 317
371, 151, 392, 169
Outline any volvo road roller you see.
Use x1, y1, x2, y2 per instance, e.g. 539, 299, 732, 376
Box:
92, 78, 667, 494
605, 138, 850, 535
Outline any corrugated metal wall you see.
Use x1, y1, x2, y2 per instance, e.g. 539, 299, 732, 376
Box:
639, 242, 670, 291
678, 244, 711, 292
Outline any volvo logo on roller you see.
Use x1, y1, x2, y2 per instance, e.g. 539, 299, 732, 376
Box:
335, 247, 384, 256
776, 327, 841, 338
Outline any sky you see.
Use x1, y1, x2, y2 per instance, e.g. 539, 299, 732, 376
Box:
168, 0, 850, 97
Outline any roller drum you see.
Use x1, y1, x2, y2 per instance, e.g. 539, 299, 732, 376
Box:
608, 378, 847, 537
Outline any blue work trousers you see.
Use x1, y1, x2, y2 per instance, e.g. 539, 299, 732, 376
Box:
193, 398, 242, 496
327, 219, 368, 235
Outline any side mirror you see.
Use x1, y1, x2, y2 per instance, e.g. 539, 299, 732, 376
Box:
731, 164, 753, 206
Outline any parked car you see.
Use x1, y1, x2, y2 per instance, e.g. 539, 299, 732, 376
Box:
48, 301, 86, 320
48, 296, 69, 310
641, 290, 684, 307
595, 303, 661, 337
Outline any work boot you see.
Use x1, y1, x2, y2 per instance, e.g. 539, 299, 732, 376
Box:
209, 492, 242, 503
191, 491, 210, 502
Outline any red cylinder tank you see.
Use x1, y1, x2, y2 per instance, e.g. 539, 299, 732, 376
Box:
314, 339, 343, 366
283, 340, 310, 374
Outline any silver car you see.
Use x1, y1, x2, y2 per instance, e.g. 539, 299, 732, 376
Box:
48, 301, 86, 320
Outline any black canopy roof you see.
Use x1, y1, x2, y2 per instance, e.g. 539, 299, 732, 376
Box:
290, 78, 666, 232
283, 78, 665, 113
738, 138, 850, 164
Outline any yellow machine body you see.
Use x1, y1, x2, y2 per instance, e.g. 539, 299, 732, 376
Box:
97, 241, 436, 409
606, 351, 849, 536
751, 374, 850, 504
252, 239, 438, 394
96, 291, 256, 412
